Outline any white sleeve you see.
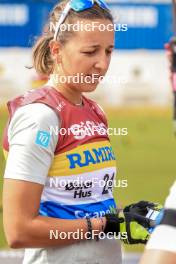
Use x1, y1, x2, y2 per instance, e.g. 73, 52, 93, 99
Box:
164, 181, 176, 210
146, 225, 176, 253
4, 103, 59, 185
146, 181, 176, 253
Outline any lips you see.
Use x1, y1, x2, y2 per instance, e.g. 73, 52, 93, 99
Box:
87, 74, 101, 78
85, 75, 99, 83
86, 74, 103, 80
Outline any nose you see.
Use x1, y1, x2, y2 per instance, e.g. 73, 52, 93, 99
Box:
94, 52, 110, 72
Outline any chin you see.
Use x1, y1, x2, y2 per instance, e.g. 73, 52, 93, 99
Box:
81, 83, 99, 93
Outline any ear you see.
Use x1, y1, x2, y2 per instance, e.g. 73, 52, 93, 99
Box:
49, 40, 62, 63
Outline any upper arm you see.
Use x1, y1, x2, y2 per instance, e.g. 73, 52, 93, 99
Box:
4, 103, 59, 184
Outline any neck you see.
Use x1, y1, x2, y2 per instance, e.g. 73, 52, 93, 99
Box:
50, 74, 83, 106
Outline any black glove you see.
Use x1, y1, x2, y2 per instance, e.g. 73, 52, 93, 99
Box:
104, 201, 163, 244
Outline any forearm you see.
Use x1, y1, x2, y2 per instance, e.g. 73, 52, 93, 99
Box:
9, 215, 106, 248
140, 250, 176, 264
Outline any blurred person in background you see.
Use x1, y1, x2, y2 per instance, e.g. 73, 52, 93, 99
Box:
139, 43, 176, 264
2, 1, 160, 264
139, 183, 176, 264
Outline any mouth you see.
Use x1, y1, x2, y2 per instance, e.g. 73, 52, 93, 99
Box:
85, 74, 104, 82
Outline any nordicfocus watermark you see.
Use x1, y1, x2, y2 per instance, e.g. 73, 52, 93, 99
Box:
49, 178, 128, 190
51, 73, 127, 85
50, 21, 128, 33
50, 229, 128, 241
50, 123, 128, 139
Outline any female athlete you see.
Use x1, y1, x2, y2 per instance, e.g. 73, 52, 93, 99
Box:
2, 1, 157, 263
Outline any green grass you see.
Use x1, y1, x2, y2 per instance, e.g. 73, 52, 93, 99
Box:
0, 106, 8, 247
107, 107, 176, 252
0, 106, 176, 250
107, 107, 176, 204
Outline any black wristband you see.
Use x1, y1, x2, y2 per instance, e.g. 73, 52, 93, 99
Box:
160, 209, 176, 227
86, 217, 93, 239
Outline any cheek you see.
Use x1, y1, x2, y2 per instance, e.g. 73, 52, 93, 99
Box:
63, 53, 91, 74
75, 59, 91, 73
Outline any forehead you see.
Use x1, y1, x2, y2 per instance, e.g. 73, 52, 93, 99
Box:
68, 19, 114, 47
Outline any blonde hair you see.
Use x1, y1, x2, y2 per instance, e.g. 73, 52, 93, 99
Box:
32, 0, 113, 76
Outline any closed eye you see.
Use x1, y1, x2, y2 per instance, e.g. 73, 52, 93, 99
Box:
106, 49, 113, 55
82, 51, 97, 56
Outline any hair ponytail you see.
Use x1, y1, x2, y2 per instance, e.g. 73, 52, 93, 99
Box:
32, 34, 53, 76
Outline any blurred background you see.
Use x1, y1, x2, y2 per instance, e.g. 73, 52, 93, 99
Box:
0, 0, 176, 263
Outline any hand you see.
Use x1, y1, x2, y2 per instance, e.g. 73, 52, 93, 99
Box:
104, 201, 163, 245
121, 201, 163, 244
104, 211, 149, 245
120, 220, 149, 244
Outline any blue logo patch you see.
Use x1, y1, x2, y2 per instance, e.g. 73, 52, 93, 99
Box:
35, 131, 51, 148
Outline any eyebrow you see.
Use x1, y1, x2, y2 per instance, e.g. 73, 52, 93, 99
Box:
83, 44, 114, 49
